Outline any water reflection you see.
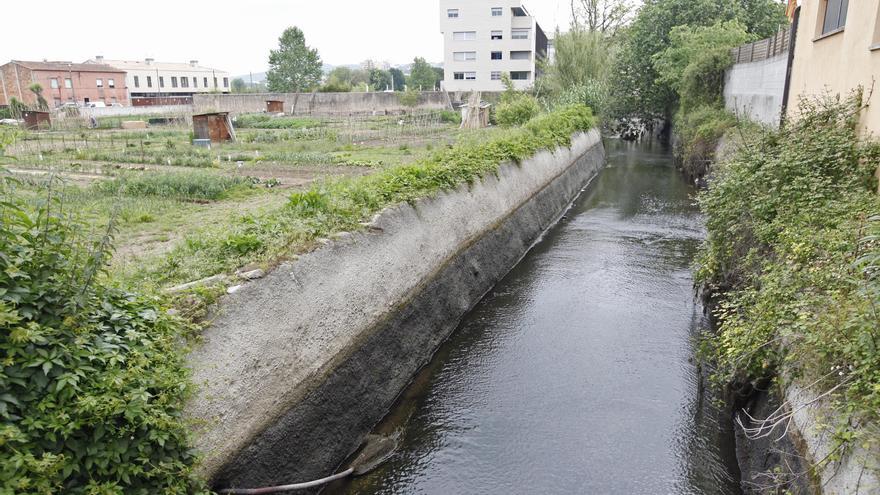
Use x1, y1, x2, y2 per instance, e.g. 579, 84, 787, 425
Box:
330, 139, 741, 495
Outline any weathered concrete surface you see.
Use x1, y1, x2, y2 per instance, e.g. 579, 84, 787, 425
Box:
723, 53, 788, 128
186, 131, 605, 488
193, 91, 451, 116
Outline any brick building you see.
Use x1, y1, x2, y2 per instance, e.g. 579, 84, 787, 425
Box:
0, 60, 128, 108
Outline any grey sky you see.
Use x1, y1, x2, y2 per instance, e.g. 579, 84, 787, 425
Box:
1, 0, 572, 76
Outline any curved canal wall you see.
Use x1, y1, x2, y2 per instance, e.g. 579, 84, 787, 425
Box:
186, 130, 606, 489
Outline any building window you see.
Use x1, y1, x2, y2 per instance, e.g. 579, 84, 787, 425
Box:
134, 75, 140, 88
447, 8, 459, 18
512, 28, 530, 40
182, 77, 189, 88
223, 77, 229, 87
454, 72, 465, 80
820, 0, 849, 35
453, 31, 477, 41
490, 71, 502, 80
512, 7, 527, 16
204, 77, 209, 87
53, 97, 61, 107
64, 78, 72, 88
193, 77, 198, 88
510, 51, 531, 60
111, 96, 117, 104
108, 78, 115, 88
510, 71, 530, 80
453, 51, 477, 61
96, 78, 103, 88
491, 30, 503, 40
491, 7, 502, 16
464, 72, 476, 80
214, 77, 218, 87
491, 51, 503, 60
159, 76, 165, 88
50, 78, 59, 89
171, 76, 178, 88
147, 76, 152, 88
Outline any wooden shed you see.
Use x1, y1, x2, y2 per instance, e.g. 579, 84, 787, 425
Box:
266, 100, 284, 113
192, 112, 236, 143
22, 110, 51, 130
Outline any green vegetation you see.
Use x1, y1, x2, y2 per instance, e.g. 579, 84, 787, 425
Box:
496, 76, 541, 127
538, 29, 613, 115
408, 57, 439, 91
126, 105, 596, 288
234, 115, 321, 130
94, 172, 255, 201
672, 105, 736, 179
0, 144, 206, 493
697, 92, 880, 452
266, 26, 323, 92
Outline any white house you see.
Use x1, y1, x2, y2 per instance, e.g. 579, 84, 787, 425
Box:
85, 56, 230, 102
439, 0, 548, 91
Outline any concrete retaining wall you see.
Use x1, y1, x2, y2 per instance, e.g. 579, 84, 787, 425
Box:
186, 130, 606, 489
723, 53, 788, 128
78, 104, 193, 119
192, 91, 452, 116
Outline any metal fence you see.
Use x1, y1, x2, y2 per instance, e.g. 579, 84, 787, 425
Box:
730, 26, 792, 64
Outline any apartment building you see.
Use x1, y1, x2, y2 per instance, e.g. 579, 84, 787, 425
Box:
439, 0, 548, 91
787, 0, 880, 134
85, 57, 231, 103
0, 60, 128, 107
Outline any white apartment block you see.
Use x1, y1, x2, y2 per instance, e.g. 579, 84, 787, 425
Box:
85, 56, 230, 101
439, 0, 548, 91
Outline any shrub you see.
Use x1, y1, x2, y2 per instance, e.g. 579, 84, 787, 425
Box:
0, 189, 204, 493
697, 91, 880, 449
495, 94, 541, 127
95, 172, 252, 200
438, 110, 462, 125
673, 105, 737, 179
234, 114, 321, 129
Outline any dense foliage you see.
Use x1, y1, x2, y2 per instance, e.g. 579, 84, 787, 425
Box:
266, 26, 323, 93
496, 76, 542, 127
0, 174, 205, 492
672, 105, 736, 179
408, 57, 439, 91
697, 93, 880, 448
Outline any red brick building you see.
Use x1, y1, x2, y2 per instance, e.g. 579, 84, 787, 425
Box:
0, 60, 128, 108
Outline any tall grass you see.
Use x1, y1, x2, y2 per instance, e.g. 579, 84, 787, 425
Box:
95, 171, 252, 200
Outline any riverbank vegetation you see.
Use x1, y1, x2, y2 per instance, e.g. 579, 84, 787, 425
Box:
0, 103, 597, 492
697, 91, 880, 459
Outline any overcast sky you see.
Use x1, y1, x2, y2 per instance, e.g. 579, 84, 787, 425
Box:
1, 0, 572, 76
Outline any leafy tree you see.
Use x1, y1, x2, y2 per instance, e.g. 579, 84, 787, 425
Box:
369, 69, 392, 91
432, 67, 445, 89
540, 29, 612, 93
231, 78, 247, 92
389, 68, 406, 91
266, 26, 323, 92
8, 97, 27, 120
28, 83, 49, 111
570, 0, 636, 34
408, 57, 437, 91
653, 20, 753, 112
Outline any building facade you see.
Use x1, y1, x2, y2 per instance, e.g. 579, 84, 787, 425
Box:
85, 57, 231, 104
439, 0, 548, 91
0, 60, 128, 108
787, 0, 880, 134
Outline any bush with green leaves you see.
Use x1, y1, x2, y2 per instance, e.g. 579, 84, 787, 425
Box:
697, 91, 880, 451
234, 114, 321, 130
673, 105, 737, 179
0, 180, 206, 493
496, 94, 541, 127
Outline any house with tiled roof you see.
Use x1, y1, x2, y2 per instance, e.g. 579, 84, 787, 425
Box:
0, 60, 128, 108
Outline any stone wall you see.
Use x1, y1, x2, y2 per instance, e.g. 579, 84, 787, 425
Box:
723, 52, 789, 128
192, 91, 453, 116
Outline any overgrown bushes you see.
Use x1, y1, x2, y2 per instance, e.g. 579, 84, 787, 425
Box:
234, 114, 322, 130
673, 105, 736, 179
0, 179, 205, 493
697, 92, 880, 449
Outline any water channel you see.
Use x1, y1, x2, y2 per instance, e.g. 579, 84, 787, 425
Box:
331, 138, 742, 494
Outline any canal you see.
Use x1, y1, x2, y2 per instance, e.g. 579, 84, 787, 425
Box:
331, 139, 742, 494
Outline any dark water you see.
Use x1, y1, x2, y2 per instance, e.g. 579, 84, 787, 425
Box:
331, 139, 741, 495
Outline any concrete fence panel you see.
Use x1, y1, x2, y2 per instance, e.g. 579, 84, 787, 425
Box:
193, 91, 453, 116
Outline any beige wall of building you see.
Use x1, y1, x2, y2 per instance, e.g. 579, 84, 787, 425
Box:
788, 0, 880, 136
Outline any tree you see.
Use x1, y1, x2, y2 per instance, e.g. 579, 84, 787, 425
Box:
570, 0, 635, 35
266, 27, 323, 92
408, 57, 438, 91
389, 68, 406, 91
541, 29, 612, 91
432, 68, 445, 89
369, 69, 392, 91
653, 20, 753, 112
231, 78, 247, 93
28, 83, 48, 111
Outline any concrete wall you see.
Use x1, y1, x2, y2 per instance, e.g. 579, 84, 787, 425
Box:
186, 130, 606, 489
76, 104, 193, 119
788, 1, 880, 135
723, 53, 789, 127
192, 91, 452, 116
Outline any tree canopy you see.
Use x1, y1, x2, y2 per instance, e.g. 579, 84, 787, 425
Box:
408, 57, 438, 91
266, 26, 323, 92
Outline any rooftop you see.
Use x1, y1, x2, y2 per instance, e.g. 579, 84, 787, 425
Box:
87, 58, 227, 73
8, 60, 125, 73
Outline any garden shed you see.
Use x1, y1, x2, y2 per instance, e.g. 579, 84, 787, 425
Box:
22, 110, 51, 130
266, 100, 284, 113
192, 112, 236, 143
